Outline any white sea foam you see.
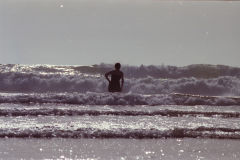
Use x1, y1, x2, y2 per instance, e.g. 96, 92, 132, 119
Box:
0, 64, 239, 95
1, 107, 239, 117
0, 64, 240, 140
0, 92, 239, 106
0, 126, 240, 139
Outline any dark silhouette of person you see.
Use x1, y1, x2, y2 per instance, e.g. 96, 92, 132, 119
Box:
105, 63, 124, 92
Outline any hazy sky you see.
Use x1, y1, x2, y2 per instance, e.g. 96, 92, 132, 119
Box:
0, 0, 240, 66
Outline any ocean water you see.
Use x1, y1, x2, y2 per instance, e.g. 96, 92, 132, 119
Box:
0, 64, 240, 159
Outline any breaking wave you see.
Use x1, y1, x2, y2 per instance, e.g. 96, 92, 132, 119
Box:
0, 64, 240, 95
0, 92, 239, 106
1, 108, 239, 118
1, 64, 240, 140
1, 127, 240, 139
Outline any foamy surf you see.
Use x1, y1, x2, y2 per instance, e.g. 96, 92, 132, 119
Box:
0, 64, 240, 140
1, 107, 240, 118
0, 64, 239, 95
0, 92, 239, 106
0, 114, 240, 139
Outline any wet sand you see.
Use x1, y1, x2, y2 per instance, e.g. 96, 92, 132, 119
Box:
0, 138, 239, 160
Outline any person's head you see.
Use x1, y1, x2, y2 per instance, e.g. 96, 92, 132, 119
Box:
115, 63, 121, 70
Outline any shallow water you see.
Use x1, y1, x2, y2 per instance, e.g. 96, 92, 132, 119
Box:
0, 104, 240, 139
0, 138, 239, 160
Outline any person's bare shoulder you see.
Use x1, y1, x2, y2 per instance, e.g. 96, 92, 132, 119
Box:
110, 70, 117, 74
105, 70, 114, 76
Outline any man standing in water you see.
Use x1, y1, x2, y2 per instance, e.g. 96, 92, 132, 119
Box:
105, 63, 124, 92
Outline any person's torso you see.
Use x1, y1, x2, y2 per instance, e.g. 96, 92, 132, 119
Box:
110, 70, 122, 83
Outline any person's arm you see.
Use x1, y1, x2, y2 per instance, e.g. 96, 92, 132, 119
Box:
121, 72, 124, 91
105, 71, 112, 83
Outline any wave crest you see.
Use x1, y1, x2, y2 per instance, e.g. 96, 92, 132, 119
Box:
1, 64, 239, 95
1, 127, 240, 139
0, 73, 239, 96
1, 108, 239, 118
0, 93, 239, 106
